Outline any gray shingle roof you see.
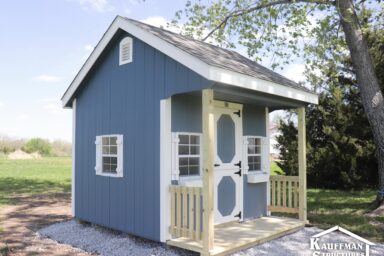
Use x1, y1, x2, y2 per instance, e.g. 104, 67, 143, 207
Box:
125, 17, 313, 94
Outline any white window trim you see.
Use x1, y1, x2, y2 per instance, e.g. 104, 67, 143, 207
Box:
119, 37, 133, 65
172, 132, 202, 181
95, 134, 124, 177
243, 135, 269, 175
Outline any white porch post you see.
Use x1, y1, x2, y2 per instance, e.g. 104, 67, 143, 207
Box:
202, 89, 214, 254
297, 107, 307, 222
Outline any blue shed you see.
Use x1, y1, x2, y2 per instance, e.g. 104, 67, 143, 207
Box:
62, 16, 318, 256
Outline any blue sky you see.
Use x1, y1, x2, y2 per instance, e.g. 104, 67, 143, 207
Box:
0, 0, 304, 142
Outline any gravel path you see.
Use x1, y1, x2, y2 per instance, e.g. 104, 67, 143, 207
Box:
38, 220, 384, 256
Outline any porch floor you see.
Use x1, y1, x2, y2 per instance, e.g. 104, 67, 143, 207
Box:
167, 216, 305, 256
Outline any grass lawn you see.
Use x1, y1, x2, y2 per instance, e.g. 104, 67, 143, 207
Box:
0, 157, 71, 208
307, 189, 384, 243
0, 157, 382, 243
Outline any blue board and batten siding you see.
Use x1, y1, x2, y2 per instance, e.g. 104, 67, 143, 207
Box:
74, 30, 211, 241
243, 105, 268, 219
172, 96, 268, 219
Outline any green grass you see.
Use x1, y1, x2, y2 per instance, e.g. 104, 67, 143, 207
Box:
0, 157, 71, 208
307, 189, 384, 242
0, 157, 382, 242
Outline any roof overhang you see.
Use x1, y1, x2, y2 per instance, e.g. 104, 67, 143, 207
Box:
61, 16, 318, 108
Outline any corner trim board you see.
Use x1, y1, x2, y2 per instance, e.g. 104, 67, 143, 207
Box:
160, 98, 172, 242
71, 98, 76, 216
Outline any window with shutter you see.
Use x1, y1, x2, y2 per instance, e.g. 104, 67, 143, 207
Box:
95, 134, 123, 177
243, 136, 268, 174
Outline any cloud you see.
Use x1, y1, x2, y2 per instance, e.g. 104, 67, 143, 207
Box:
17, 114, 30, 121
140, 16, 181, 33
32, 74, 62, 82
45, 103, 63, 114
84, 44, 94, 52
76, 0, 114, 12
0, 101, 4, 107
281, 63, 306, 83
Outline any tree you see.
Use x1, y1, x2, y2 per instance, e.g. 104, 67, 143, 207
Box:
277, 52, 380, 189
174, 0, 384, 203
23, 138, 52, 156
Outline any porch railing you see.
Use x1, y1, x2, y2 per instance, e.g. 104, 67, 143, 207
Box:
268, 175, 300, 214
169, 185, 203, 241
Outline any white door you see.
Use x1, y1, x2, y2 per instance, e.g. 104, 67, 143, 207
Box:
213, 101, 243, 224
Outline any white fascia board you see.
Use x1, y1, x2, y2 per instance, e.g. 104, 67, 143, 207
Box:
207, 66, 319, 105
61, 16, 318, 108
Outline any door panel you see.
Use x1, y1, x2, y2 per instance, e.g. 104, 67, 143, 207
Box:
214, 102, 243, 224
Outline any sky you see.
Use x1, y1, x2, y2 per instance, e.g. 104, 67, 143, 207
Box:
0, 0, 305, 142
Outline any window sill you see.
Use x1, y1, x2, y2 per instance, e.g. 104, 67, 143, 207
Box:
178, 178, 202, 187
96, 172, 123, 178
247, 172, 269, 183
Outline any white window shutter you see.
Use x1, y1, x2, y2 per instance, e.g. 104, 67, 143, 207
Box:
261, 137, 269, 173
95, 136, 102, 175
116, 135, 124, 177
119, 37, 133, 65
171, 133, 180, 180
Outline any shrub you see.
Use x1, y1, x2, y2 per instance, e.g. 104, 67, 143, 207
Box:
22, 138, 52, 156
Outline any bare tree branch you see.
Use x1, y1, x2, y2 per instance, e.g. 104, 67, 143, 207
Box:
202, 0, 335, 41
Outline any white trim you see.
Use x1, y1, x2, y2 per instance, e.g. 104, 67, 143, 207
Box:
119, 37, 133, 65
61, 16, 318, 108
213, 102, 244, 224
312, 226, 375, 245
265, 107, 271, 216
172, 132, 203, 181
95, 134, 124, 178
71, 98, 76, 217
160, 98, 172, 242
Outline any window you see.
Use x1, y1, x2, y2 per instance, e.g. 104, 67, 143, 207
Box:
119, 37, 133, 65
95, 135, 123, 177
172, 133, 201, 179
246, 137, 263, 172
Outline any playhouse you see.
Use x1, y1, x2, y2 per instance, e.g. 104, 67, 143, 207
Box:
62, 16, 318, 255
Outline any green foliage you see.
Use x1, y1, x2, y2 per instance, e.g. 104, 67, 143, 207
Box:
0, 136, 71, 157
0, 157, 71, 208
0, 135, 25, 154
270, 161, 285, 175
22, 138, 52, 156
173, 0, 382, 71
276, 28, 384, 189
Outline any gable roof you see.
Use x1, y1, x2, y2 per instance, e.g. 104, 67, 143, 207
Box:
61, 16, 318, 108
126, 18, 308, 93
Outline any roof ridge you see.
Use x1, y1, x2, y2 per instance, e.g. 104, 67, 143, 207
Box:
123, 17, 236, 52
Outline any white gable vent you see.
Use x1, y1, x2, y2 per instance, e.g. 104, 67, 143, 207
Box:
119, 37, 133, 65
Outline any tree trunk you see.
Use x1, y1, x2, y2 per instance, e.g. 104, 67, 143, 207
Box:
337, 0, 384, 203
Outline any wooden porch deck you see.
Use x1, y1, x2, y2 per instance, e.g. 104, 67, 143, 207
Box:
167, 216, 305, 256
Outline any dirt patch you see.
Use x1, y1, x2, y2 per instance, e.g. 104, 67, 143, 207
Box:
7, 150, 41, 160
0, 193, 91, 256
366, 203, 384, 217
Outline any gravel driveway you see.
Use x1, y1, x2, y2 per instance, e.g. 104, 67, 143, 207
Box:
38, 220, 384, 256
